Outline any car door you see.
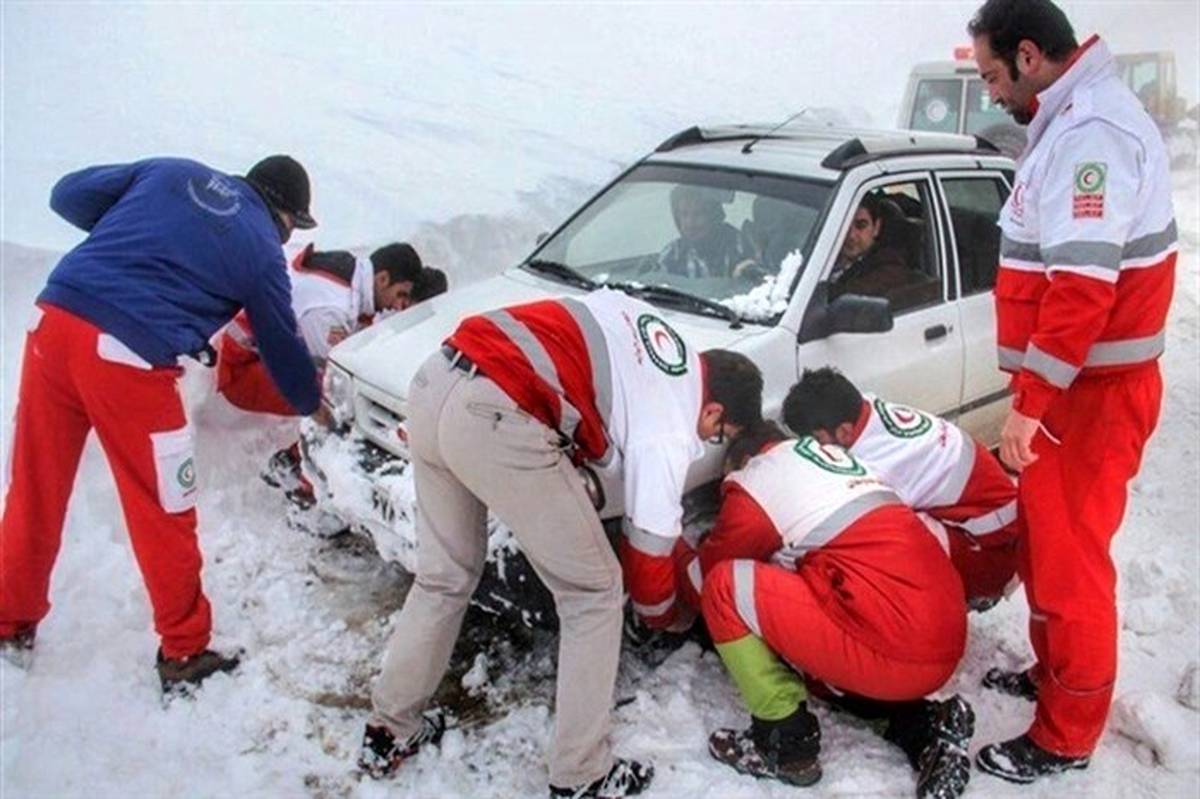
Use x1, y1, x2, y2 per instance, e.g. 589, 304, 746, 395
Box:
796, 172, 964, 417
934, 169, 1013, 441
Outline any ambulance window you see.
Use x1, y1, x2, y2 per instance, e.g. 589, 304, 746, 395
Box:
941, 177, 1009, 295
910, 80, 962, 134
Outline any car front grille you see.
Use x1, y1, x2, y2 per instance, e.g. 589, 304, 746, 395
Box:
354, 387, 410, 458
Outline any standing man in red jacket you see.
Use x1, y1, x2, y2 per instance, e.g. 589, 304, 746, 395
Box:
358, 288, 762, 799
968, 0, 1176, 783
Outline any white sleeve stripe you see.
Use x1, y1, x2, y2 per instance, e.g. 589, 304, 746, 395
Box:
623, 521, 677, 556
687, 557, 703, 595
1024, 343, 1080, 389
632, 595, 676, 618
1046, 264, 1120, 283
961, 500, 1019, 536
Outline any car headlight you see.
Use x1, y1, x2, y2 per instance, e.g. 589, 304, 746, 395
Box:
322, 362, 355, 428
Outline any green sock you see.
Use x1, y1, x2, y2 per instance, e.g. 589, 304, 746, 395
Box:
715, 634, 807, 721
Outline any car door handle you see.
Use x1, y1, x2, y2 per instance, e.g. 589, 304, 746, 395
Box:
924, 324, 949, 341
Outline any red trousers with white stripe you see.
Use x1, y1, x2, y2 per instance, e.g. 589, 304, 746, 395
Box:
702, 558, 962, 702
0, 305, 212, 658
1020, 363, 1162, 757
215, 332, 298, 416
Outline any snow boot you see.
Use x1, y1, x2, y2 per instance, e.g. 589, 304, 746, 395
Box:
914, 696, 975, 799
548, 758, 654, 798
156, 647, 241, 697
982, 666, 1038, 702
708, 703, 822, 787
976, 734, 1089, 784
0, 625, 36, 669
358, 708, 446, 779
881, 695, 974, 798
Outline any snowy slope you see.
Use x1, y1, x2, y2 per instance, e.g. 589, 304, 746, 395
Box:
1, 174, 1197, 798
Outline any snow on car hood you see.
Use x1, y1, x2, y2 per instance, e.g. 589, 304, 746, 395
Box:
328, 267, 752, 402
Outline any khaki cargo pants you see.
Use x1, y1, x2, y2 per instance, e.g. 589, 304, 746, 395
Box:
370, 350, 624, 788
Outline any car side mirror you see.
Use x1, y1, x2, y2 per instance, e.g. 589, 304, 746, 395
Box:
798, 283, 894, 343
536, 231, 550, 246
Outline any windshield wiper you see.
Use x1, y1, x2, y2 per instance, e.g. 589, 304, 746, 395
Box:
607, 282, 743, 329
523, 259, 598, 291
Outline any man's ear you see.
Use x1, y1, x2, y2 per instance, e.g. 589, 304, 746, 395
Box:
374, 271, 390, 289
1016, 39, 1042, 77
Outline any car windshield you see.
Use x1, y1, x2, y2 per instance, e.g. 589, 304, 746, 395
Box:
525, 163, 833, 323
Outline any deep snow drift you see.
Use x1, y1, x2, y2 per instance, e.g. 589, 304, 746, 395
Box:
1, 172, 1197, 797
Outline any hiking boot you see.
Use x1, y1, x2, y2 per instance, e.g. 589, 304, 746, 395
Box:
549, 758, 654, 798
261, 445, 304, 491
915, 696, 975, 799
0, 625, 36, 669
358, 709, 446, 779
976, 734, 1089, 784
982, 666, 1038, 702
156, 648, 241, 697
708, 704, 822, 787
881, 695, 974, 798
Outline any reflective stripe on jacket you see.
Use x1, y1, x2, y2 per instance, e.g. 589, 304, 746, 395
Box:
997, 36, 1176, 418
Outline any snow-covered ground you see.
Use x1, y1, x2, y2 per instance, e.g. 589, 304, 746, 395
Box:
0, 172, 1195, 797
3, 3, 1199, 796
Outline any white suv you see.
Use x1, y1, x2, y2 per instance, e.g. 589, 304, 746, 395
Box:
302, 124, 1015, 625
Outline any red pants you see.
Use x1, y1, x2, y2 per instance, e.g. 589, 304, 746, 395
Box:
216, 332, 298, 416
0, 305, 211, 657
1020, 364, 1162, 756
702, 559, 960, 702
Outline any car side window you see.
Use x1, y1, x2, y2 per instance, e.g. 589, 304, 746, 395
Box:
941, 176, 1009, 295
829, 179, 943, 316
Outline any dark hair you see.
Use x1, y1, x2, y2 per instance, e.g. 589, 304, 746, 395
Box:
782, 367, 863, 436
413, 267, 448, 302
857, 191, 885, 224
724, 419, 788, 473
968, 0, 1077, 80
701, 349, 763, 429
370, 243, 423, 286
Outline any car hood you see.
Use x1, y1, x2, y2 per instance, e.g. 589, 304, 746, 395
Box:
329, 267, 752, 401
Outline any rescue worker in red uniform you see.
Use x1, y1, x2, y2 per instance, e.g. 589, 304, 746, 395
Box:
968, 0, 1177, 782
783, 367, 1019, 607
0, 155, 322, 694
216, 244, 436, 515
216, 242, 430, 417
679, 421, 973, 798
358, 288, 763, 799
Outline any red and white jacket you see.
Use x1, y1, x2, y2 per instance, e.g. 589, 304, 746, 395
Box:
447, 288, 706, 628
997, 36, 1176, 419
843, 395, 1017, 539
222, 244, 376, 364
678, 437, 966, 661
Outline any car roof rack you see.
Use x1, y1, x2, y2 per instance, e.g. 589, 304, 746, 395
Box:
820, 133, 1001, 170
655, 124, 1003, 168
655, 123, 882, 153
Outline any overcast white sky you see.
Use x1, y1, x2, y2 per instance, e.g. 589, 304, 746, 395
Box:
2, 1, 1197, 252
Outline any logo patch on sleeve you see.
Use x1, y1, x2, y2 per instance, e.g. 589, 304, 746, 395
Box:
1072, 162, 1106, 219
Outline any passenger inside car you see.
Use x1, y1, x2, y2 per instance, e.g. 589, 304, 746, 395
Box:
829, 190, 942, 311
656, 185, 751, 278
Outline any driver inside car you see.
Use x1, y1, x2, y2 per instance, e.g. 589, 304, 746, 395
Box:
656, 185, 753, 278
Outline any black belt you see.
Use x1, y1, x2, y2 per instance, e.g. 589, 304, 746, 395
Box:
441, 344, 478, 375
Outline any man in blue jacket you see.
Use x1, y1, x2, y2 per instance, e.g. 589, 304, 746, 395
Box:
0, 155, 322, 695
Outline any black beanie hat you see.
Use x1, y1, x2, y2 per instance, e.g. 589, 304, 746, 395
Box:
246, 155, 316, 229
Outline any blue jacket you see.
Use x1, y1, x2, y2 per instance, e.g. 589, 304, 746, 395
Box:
40, 158, 320, 415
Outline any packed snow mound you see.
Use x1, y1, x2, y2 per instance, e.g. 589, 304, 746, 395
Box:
1111, 690, 1200, 771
